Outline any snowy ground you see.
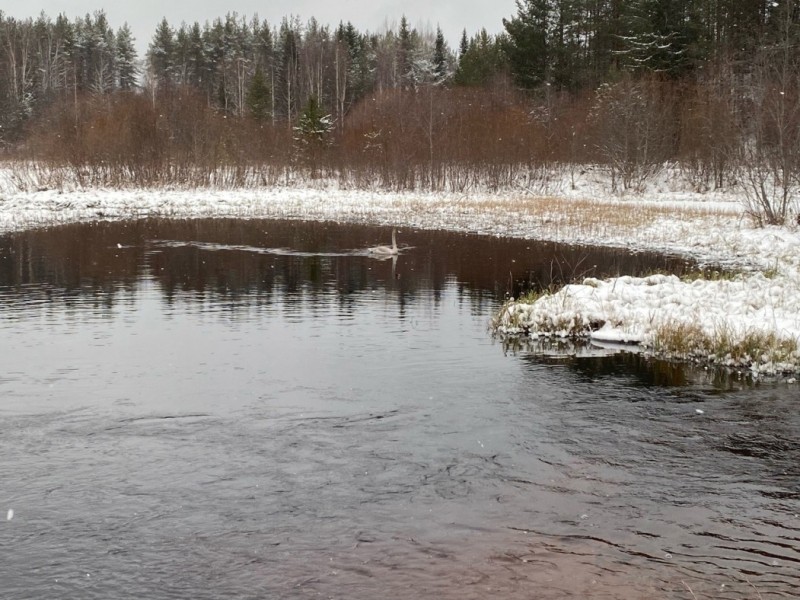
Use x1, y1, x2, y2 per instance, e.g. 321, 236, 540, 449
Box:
1, 166, 798, 375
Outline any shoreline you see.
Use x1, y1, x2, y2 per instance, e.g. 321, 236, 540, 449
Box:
0, 178, 749, 263
1, 174, 798, 376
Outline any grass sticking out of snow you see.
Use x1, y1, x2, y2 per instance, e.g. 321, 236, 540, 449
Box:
440, 195, 738, 241
651, 322, 799, 373
491, 297, 537, 334
491, 289, 555, 332
492, 285, 607, 340
679, 269, 739, 282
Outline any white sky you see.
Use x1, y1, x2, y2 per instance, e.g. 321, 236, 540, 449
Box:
5, 1, 514, 55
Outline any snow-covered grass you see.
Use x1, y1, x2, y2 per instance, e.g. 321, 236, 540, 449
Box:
1, 164, 798, 375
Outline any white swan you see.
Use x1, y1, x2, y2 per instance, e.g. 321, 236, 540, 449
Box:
368, 228, 399, 255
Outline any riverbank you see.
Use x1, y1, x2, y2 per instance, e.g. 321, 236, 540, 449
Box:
1, 169, 798, 375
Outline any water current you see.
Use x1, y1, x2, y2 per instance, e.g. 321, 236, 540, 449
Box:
0, 219, 798, 599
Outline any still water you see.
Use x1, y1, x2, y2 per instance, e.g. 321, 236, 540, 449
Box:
0, 219, 797, 599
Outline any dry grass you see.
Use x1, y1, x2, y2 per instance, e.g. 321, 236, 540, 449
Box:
512, 195, 735, 223
495, 288, 800, 375
680, 269, 739, 282
490, 298, 534, 332
651, 321, 799, 371
403, 195, 737, 239
489, 286, 561, 333
516, 288, 551, 304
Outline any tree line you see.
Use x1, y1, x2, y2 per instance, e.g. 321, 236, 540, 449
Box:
1, 2, 799, 223
501, 0, 799, 88
0, 10, 457, 138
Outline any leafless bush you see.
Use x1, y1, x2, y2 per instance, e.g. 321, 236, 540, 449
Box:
331, 82, 565, 192
588, 76, 678, 192
729, 23, 800, 226
677, 71, 737, 192
21, 87, 296, 188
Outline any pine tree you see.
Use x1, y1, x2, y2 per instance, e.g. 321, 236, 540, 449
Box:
549, 0, 585, 89
502, 0, 551, 89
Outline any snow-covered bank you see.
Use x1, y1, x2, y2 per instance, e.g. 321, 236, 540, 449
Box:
1, 171, 798, 374
0, 177, 746, 263
494, 269, 800, 375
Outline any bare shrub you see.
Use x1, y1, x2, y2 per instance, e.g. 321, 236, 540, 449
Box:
22, 86, 295, 188
677, 70, 738, 192
731, 58, 800, 224
721, 3, 800, 226
588, 75, 678, 192
336, 81, 562, 192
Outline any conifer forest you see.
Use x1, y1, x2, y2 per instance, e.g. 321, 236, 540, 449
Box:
0, 2, 798, 213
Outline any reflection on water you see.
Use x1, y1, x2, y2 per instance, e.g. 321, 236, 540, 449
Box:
0, 218, 797, 600
0, 218, 694, 307
502, 337, 759, 389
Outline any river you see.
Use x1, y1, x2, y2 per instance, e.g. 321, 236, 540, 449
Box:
1, 219, 797, 599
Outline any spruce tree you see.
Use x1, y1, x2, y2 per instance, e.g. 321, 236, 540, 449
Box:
454, 29, 507, 87
616, 0, 703, 77
173, 24, 191, 84
296, 94, 331, 140
433, 26, 448, 81
549, 0, 584, 89
115, 24, 138, 90
247, 66, 271, 120
187, 22, 206, 88
148, 18, 175, 86
277, 18, 300, 120
459, 29, 468, 59
294, 94, 332, 175
398, 16, 413, 87
203, 20, 226, 104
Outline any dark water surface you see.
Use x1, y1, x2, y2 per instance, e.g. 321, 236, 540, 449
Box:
0, 219, 797, 599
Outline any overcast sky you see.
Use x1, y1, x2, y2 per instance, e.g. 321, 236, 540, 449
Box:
5, 1, 514, 55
